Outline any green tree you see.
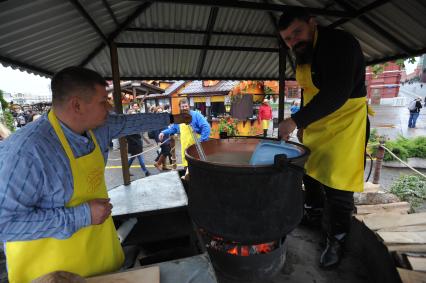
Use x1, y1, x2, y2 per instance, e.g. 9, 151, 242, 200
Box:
0, 89, 9, 110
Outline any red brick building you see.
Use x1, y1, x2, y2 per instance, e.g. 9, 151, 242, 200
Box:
365, 62, 402, 101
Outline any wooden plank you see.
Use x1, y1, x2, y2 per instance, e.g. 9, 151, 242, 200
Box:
356, 202, 410, 215
379, 225, 426, 232
397, 267, 426, 283
355, 211, 407, 223
387, 244, 426, 253
363, 212, 426, 231
87, 266, 159, 283
378, 232, 426, 244
407, 256, 426, 272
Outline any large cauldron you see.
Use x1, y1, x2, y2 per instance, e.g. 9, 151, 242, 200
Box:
186, 137, 310, 244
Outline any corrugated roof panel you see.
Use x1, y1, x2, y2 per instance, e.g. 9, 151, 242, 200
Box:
132, 2, 210, 30
210, 35, 277, 49
117, 31, 205, 45
181, 80, 240, 94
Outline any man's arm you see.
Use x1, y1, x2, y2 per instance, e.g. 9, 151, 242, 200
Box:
106, 112, 170, 140
292, 32, 363, 128
0, 153, 91, 241
193, 113, 211, 142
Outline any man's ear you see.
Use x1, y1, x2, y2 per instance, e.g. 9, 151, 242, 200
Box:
69, 96, 82, 114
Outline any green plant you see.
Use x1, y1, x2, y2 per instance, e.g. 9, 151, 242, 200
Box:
0, 89, 9, 111
369, 128, 379, 143
2, 109, 15, 132
379, 136, 426, 161
390, 175, 426, 210
218, 117, 239, 136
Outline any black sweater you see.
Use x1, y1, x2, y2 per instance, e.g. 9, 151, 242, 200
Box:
292, 27, 366, 128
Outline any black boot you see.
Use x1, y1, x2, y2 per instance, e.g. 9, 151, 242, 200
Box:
263, 129, 268, 137
319, 233, 346, 268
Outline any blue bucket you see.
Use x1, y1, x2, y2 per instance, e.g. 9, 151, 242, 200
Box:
249, 140, 303, 165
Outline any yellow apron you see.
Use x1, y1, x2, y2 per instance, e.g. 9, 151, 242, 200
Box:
179, 124, 200, 167
296, 55, 367, 193
262, 120, 270, 130
6, 110, 124, 283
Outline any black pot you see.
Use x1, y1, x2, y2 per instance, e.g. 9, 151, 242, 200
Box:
186, 137, 310, 244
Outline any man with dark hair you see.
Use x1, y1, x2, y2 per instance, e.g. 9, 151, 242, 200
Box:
277, 7, 369, 268
0, 66, 190, 282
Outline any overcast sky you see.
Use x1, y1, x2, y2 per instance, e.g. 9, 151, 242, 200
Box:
0, 57, 421, 96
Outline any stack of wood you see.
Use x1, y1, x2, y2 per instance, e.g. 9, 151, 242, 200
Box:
355, 182, 426, 283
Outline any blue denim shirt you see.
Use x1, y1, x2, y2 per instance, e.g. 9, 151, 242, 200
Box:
161, 110, 211, 142
0, 112, 169, 242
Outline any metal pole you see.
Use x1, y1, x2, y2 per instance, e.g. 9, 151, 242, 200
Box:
170, 135, 177, 170
372, 137, 385, 184
110, 42, 131, 185
278, 46, 287, 124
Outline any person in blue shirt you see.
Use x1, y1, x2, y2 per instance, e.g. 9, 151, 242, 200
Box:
0, 67, 190, 282
290, 101, 300, 115
159, 98, 211, 167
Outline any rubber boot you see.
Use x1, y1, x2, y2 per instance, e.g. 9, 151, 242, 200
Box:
300, 205, 323, 229
320, 233, 346, 269
263, 129, 268, 138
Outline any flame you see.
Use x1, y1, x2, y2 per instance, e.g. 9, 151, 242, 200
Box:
241, 246, 250, 256
228, 246, 238, 255
255, 243, 273, 254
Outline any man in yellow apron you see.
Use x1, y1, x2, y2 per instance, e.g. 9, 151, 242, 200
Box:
278, 8, 369, 268
159, 98, 211, 168
0, 67, 189, 282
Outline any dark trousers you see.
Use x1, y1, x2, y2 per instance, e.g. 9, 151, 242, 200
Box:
304, 175, 354, 236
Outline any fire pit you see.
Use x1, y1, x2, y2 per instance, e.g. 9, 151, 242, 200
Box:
186, 137, 309, 281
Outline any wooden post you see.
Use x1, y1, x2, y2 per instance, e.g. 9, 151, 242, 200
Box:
170, 135, 177, 170
110, 42, 130, 185
278, 46, 287, 124
372, 137, 385, 185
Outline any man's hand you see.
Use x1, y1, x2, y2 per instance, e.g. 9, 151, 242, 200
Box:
88, 198, 113, 225
278, 118, 297, 141
173, 113, 192, 124
158, 132, 164, 142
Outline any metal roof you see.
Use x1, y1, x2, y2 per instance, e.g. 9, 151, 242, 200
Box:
1, 0, 425, 80
180, 80, 240, 95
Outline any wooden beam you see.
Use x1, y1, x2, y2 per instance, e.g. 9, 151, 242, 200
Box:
80, 2, 152, 67
101, 0, 119, 27
116, 42, 278, 52
329, 0, 391, 28
197, 7, 218, 76
152, 0, 354, 17
332, 0, 414, 54
109, 42, 131, 185
125, 27, 276, 38
68, 0, 108, 44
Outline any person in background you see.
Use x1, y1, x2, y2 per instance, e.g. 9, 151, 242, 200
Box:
290, 101, 301, 115
163, 104, 170, 113
159, 98, 210, 168
258, 98, 273, 137
0, 66, 190, 282
126, 110, 151, 177
408, 97, 422, 128
278, 7, 369, 268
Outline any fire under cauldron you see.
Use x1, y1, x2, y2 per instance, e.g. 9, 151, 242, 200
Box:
186, 137, 310, 281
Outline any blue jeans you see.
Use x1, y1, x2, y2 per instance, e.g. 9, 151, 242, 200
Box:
128, 155, 149, 173
408, 112, 420, 128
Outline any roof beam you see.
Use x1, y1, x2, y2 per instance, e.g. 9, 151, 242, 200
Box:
126, 27, 276, 38
262, 0, 296, 73
329, 0, 391, 28
332, 0, 414, 54
0, 55, 54, 77
105, 76, 294, 80
68, 0, 108, 44
151, 0, 354, 17
80, 2, 152, 67
101, 0, 119, 27
366, 47, 426, 66
116, 42, 278, 52
197, 7, 218, 76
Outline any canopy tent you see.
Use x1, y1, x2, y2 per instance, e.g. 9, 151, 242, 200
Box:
1, 0, 425, 80
1, 0, 425, 184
